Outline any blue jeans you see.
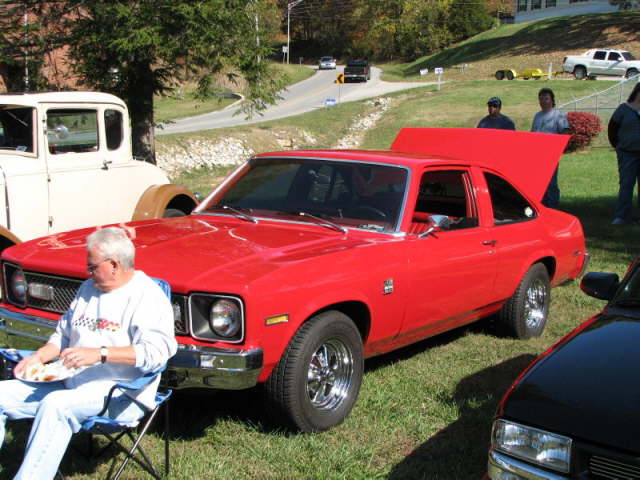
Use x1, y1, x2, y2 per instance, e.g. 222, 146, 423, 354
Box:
542, 167, 560, 209
0, 379, 144, 480
614, 150, 640, 220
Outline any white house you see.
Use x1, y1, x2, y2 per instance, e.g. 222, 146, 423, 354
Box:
509, 0, 621, 23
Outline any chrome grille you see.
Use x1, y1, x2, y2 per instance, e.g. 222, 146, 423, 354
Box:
590, 455, 640, 480
24, 272, 82, 313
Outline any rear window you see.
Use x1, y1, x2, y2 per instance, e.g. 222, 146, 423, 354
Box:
622, 52, 636, 61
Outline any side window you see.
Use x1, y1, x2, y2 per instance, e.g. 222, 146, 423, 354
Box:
104, 109, 123, 150
0, 108, 34, 152
608, 52, 621, 61
46, 109, 98, 154
414, 170, 478, 230
593, 51, 607, 60
485, 172, 536, 225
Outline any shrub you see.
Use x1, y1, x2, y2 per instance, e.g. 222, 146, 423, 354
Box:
566, 111, 602, 152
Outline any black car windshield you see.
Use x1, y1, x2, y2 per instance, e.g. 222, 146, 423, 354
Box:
200, 157, 408, 232
614, 265, 640, 304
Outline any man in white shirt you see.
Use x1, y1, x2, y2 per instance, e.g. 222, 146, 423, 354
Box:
0, 227, 177, 480
531, 88, 571, 208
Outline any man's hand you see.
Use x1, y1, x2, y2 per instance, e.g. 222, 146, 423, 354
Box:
14, 353, 44, 377
60, 347, 101, 368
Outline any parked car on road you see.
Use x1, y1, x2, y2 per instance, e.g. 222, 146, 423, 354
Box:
562, 49, 640, 79
344, 60, 370, 82
0, 128, 587, 433
487, 258, 640, 480
0, 91, 197, 254
318, 56, 337, 70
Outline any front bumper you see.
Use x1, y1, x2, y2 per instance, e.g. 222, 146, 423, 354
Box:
0, 306, 263, 390
488, 449, 568, 480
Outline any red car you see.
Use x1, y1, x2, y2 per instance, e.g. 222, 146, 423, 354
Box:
0, 128, 587, 432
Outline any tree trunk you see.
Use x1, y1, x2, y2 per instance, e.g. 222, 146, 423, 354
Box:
124, 67, 156, 165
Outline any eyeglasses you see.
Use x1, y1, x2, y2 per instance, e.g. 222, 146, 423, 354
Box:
87, 258, 111, 274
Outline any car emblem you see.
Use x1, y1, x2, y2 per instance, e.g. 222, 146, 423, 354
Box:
383, 279, 394, 295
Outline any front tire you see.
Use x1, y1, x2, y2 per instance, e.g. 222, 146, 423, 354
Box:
498, 263, 550, 339
265, 311, 364, 432
574, 66, 587, 80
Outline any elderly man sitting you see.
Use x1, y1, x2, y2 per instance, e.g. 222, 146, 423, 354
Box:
0, 226, 176, 480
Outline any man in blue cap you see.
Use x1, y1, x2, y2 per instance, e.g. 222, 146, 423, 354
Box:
477, 97, 516, 130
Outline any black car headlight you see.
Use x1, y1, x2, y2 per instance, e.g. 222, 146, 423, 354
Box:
492, 419, 572, 474
189, 294, 244, 343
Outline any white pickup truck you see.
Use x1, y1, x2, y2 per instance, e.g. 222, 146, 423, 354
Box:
0, 91, 197, 253
562, 49, 640, 79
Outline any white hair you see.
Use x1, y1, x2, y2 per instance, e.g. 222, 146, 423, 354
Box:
86, 227, 135, 270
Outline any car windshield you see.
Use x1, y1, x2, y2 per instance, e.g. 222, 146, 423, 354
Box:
321, 57, 333, 62
200, 157, 408, 233
0, 106, 34, 153
622, 52, 636, 61
613, 265, 640, 305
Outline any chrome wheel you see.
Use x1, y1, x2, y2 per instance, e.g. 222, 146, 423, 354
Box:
307, 338, 354, 411
524, 278, 548, 330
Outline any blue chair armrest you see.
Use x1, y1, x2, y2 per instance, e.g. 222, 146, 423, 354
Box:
0, 348, 36, 364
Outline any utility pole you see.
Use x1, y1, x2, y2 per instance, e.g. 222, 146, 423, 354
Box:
286, 0, 303, 64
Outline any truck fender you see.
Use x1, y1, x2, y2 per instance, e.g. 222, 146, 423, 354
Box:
0, 226, 21, 253
131, 184, 198, 221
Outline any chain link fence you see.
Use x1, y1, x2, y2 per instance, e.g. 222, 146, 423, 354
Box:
558, 75, 640, 122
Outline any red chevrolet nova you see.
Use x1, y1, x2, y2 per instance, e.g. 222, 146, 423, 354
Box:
0, 128, 587, 432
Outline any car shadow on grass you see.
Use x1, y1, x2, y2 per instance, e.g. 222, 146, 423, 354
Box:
386, 354, 536, 480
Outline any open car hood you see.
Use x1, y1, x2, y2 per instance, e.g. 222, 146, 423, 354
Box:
391, 128, 569, 203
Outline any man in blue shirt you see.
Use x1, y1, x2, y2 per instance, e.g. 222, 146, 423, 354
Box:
477, 97, 516, 130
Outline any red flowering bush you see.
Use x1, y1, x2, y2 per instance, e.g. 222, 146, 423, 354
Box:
566, 111, 602, 152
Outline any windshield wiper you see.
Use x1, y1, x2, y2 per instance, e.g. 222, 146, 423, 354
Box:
220, 205, 258, 223
298, 212, 347, 234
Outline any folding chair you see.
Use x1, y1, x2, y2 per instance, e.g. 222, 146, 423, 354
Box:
80, 367, 172, 480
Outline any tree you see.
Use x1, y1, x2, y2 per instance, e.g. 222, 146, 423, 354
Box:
43, 0, 285, 164
0, 1, 53, 91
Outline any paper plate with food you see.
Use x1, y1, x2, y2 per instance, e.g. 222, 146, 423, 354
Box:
15, 359, 77, 383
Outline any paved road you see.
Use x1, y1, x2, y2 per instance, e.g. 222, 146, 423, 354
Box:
157, 66, 437, 135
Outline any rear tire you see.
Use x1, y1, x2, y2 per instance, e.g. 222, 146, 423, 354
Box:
497, 263, 550, 339
506, 70, 514, 80
265, 311, 364, 432
626, 68, 639, 79
495, 70, 505, 80
574, 66, 587, 80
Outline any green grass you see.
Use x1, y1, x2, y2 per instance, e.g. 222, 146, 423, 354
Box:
2, 15, 639, 479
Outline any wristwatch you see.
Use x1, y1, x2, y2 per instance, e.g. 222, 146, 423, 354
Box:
100, 346, 108, 364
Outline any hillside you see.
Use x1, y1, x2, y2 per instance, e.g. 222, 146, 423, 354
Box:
383, 12, 640, 81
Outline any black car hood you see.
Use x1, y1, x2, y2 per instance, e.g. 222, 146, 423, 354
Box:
503, 311, 640, 454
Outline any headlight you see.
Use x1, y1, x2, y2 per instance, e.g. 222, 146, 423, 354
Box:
189, 294, 244, 343
492, 420, 572, 473
209, 299, 241, 337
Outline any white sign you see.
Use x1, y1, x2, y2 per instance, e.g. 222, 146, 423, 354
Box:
282, 46, 288, 53
324, 98, 337, 107
419, 68, 429, 76
434, 67, 444, 75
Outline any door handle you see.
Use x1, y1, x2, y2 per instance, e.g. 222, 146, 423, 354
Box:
102, 159, 113, 170
482, 240, 497, 246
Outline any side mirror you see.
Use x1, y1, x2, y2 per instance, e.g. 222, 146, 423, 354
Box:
580, 272, 619, 301
418, 215, 451, 238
